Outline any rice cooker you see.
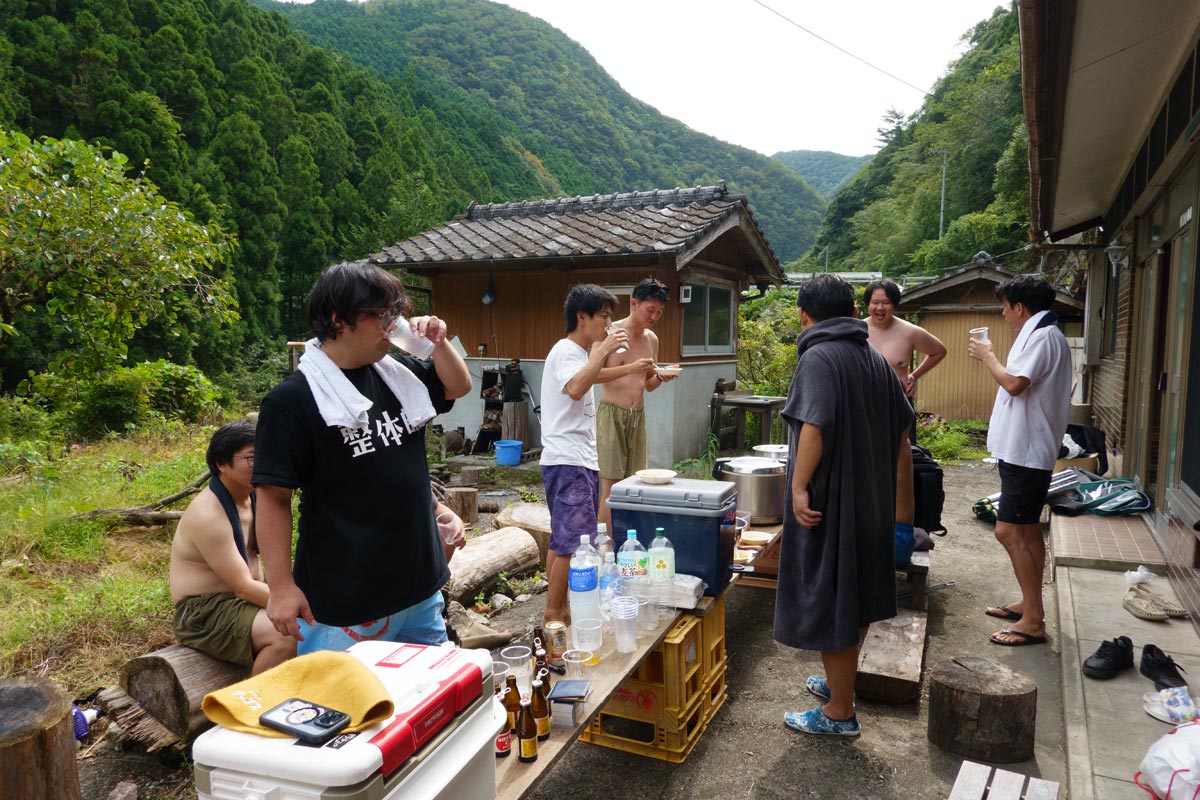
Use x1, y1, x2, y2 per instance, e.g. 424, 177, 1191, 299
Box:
712, 456, 787, 524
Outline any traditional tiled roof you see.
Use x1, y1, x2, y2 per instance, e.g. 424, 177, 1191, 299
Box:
370, 182, 779, 273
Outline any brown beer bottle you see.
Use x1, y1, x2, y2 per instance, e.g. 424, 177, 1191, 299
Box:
517, 698, 538, 763
503, 674, 521, 732
531, 677, 551, 741
495, 678, 513, 758
534, 647, 550, 689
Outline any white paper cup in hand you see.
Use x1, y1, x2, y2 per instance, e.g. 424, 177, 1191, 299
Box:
387, 316, 436, 359
969, 327, 989, 344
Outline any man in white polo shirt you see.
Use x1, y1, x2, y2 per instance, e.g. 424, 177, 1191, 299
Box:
968, 275, 1072, 647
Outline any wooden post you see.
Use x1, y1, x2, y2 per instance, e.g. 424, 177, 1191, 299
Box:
446, 486, 479, 524
121, 645, 250, 743
927, 657, 1036, 763
0, 677, 80, 799
459, 465, 486, 486
501, 401, 529, 446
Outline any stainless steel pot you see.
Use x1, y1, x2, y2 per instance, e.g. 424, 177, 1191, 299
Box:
712, 456, 786, 524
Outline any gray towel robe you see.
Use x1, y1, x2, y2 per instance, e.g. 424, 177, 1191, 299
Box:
773, 317, 914, 652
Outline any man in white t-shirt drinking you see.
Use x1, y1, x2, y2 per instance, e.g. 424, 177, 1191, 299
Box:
968, 275, 1072, 647
539, 284, 651, 626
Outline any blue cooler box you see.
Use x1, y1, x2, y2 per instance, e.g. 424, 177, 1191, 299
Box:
606, 476, 737, 595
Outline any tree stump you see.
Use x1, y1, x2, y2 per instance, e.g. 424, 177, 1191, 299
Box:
446, 486, 479, 524
459, 465, 486, 486
121, 645, 249, 743
502, 400, 529, 446
493, 502, 553, 564
0, 677, 80, 799
927, 656, 1036, 763
444, 527, 540, 603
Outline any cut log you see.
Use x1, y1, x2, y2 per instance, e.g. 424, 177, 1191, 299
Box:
459, 465, 487, 486
855, 609, 927, 703
927, 657, 1037, 763
446, 600, 515, 650
445, 487, 479, 524
501, 401, 529, 445
0, 677, 80, 799
444, 526, 540, 603
96, 686, 178, 752
492, 502, 552, 565
120, 645, 249, 743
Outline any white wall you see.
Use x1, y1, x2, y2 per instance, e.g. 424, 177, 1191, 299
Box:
435, 358, 735, 466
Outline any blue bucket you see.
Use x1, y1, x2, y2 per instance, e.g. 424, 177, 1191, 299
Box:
495, 439, 522, 466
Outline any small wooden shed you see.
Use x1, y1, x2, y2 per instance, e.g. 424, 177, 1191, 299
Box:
369, 182, 783, 464
895, 265, 1084, 420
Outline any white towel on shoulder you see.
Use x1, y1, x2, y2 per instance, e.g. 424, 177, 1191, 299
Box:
297, 338, 437, 434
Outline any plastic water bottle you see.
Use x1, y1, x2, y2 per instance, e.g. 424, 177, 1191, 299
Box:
598, 551, 621, 632
617, 529, 648, 598
568, 534, 601, 630
648, 527, 675, 619
594, 522, 614, 565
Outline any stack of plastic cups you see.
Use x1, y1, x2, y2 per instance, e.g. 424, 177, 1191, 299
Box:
611, 596, 639, 653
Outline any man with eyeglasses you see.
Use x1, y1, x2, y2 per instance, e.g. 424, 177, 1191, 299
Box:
254, 261, 472, 653
169, 421, 297, 674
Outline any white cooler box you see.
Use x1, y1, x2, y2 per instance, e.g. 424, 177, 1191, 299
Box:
193, 641, 504, 800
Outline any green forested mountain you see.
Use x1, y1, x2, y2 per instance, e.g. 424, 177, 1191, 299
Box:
0, 0, 824, 384
771, 150, 873, 199
799, 5, 1029, 276
254, 0, 826, 262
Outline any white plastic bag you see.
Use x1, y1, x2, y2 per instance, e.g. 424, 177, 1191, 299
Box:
1137, 722, 1200, 798
1126, 565, 1160, 585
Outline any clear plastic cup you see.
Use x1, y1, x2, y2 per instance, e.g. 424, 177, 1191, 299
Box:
573, 618, 603, 664
491, 661, 510, 695
501, 645, 532, 697
561, 649, 592, 680
387, 316, 436, 359
969, 327, 989, 344
634, 595, 656, 636
611, 596, 639, 653
435, 512, 458, 545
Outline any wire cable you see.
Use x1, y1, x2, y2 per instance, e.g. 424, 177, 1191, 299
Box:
748, 0, 1015, 133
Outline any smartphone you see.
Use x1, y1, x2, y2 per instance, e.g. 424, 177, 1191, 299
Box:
259, 698, 350, 744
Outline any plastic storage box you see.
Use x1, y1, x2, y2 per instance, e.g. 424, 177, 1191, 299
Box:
607, 476, 737, 595
193, 641, 502, 800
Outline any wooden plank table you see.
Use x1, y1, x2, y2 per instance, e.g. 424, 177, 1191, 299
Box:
494, 611, 680, 800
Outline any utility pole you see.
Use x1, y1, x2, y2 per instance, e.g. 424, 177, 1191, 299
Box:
938, 149, 948, 239
823, 245, 829, 272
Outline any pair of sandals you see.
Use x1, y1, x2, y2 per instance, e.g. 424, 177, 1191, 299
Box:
1144, 686, 1199, 725
985, 604, 1048, 646
1124, 584, 1189, 622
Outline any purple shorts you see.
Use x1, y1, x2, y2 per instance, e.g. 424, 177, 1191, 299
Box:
542, 464, 599, 555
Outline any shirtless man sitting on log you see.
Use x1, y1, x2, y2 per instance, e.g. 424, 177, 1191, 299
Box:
864, 279, 947, 413
595, 278, 677, 531
168, 421, 295, 674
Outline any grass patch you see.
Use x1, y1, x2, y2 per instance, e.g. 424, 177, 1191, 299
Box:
917, 416, 989, 461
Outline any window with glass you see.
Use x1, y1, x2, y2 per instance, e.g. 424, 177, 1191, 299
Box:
681, 282, 735, 354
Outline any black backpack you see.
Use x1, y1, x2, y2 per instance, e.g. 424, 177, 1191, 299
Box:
911, 444, 947, 534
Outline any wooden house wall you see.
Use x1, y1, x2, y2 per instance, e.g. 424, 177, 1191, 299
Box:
421, 266, 721, 363
913, 308, 1013, 420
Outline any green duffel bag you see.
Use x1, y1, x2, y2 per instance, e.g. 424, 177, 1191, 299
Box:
1075, 479, 1152, 516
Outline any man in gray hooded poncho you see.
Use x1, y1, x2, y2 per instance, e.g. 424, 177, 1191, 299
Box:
775, 274, 914, 736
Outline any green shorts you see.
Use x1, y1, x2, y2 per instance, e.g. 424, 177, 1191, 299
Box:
172, 592, 259, 666
597, 400, 647, 480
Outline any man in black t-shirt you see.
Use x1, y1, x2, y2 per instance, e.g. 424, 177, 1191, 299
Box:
254, 262, 472, 654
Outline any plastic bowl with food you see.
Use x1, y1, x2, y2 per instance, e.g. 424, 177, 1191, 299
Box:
655, 364, 682, 378
739, 530, 773, 546
636, 468, 676, 485
733, 549, 753, 564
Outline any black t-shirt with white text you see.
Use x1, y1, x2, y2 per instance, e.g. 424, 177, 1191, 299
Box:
253, 355, 453, 626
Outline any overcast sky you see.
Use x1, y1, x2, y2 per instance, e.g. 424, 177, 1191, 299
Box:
494, 0, 1006, 157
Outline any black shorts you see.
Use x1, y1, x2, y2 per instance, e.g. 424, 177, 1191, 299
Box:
997, 461, 1053, 524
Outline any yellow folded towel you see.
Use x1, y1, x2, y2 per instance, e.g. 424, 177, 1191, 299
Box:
203, 651, 394, 737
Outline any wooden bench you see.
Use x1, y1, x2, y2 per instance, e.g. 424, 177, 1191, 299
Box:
899, 550, 930, 611
948, 761, 1059, 800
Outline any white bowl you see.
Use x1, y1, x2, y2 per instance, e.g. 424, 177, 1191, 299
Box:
739, 531, 773, 546
636, 468, 676, 485
656, 364, 682, 378
734, 549, 753, 564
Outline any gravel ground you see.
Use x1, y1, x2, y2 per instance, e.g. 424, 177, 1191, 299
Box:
78, 460, 1067, 799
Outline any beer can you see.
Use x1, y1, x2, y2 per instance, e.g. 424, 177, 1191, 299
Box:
544, 620, 567, 667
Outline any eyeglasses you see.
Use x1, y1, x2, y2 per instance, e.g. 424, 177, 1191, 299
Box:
238, 454, 255, 465
368, 310, 397, 330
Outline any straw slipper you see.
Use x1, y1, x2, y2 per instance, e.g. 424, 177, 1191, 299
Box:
985, 604, 1022, 621
989, 628, 1048, 646
1135, 584, 1189, 618
1124, 587, 1170, 621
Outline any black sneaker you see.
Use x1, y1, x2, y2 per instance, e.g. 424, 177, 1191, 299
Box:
1140, 644, 1189, 690
1082, 636, 1134, 679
